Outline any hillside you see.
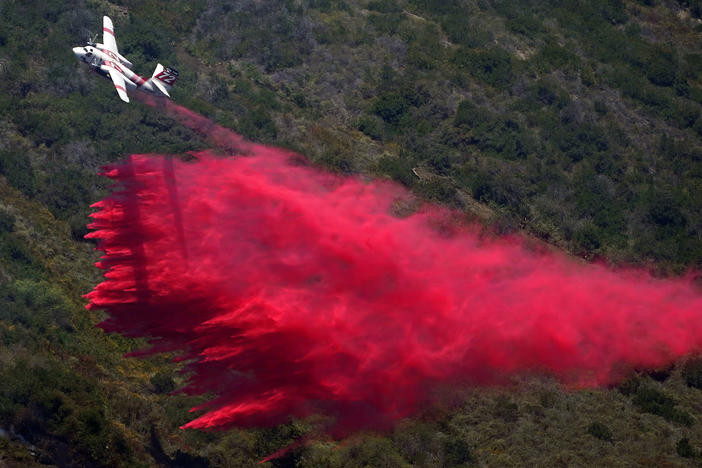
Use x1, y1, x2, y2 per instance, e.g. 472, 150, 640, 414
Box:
1, 0, 702, 466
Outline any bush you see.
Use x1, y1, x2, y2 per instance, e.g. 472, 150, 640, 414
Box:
309, 0, 348, 11
0, 211, 16, 233
0, 237, 43, 279
493, 395, 519, 422
358, 114, 384, 140
676, 438, 696, 458
454, 100, 491, 128
452, 47, 513, 88
368, 12, 405, 35
631, 386, 694, 426
506, 13, 543, 37
534, 40, 579, 72
596, 0, 628, 24
444, 437, 474, 465
680, 0, 702, 18
646, 366, 672, 382
0, 151, 36, 197
377, 154, 415, 187
646, 49, 678, 87
574, 224, 602, 252
238, 108, 277, 141
372, 88, 420, 127
367, 0, 402, 13
441, 16, 491, 47
682, 357, 702, 389
416, 178, 456, 202
471, 118, 534, 160
587, 422, 613, 442
151, 372, 176, 394
409, 0, 462, 16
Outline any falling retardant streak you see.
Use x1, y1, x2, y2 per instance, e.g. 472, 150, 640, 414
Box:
86, 98, 702, 435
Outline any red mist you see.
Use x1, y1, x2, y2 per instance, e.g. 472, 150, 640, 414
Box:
85, 98, 702, 435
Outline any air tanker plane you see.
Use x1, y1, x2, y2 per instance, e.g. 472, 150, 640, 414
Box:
72, 16, 178, 103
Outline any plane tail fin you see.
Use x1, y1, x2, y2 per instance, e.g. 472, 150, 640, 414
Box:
147, 63, 179, 97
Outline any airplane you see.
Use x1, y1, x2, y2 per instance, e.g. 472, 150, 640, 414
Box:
72, 16, 178, 103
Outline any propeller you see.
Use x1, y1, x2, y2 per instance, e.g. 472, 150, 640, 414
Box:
83, 30, 98, 46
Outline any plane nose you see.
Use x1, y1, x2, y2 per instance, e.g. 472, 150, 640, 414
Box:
72, 47, 83, 59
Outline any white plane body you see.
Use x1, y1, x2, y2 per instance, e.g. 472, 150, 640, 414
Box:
72, 16, 178, 103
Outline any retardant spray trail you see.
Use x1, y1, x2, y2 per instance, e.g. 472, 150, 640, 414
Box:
86, 99, 702, 435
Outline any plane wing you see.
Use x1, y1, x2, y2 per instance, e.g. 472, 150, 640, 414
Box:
106, 66, 130, 103
103, 16, 118, 54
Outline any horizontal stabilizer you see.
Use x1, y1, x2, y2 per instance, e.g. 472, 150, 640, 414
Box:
151, 78, 170, 97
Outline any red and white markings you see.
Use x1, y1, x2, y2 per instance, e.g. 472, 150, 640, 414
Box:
133, 74, 147, 87
155, 70, 177, 85
105, 61, 123, 74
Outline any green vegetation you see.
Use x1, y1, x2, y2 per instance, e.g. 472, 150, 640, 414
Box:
677, 437, 696, 458
683, 357, 702, 389
631, 386, 694, 426
1, 0, 702, 465
587, 421, 614, 442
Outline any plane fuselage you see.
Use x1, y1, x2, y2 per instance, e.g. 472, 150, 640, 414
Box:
72, 16, 178, 103
73, 45, 158, 95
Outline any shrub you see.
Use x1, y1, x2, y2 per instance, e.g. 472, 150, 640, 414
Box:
0, 211, 16, 233
407, 44, 437, 70
454, 100, 491, 128
587, 422, 613, 442
676, 438, 696, 458
441, 16, 491, 47
680, 0, 702, 18
238, 108, 277, 141
0, 151, 36, 197
309, 0, 348, 11
367, 0, 402, 13
646, 366, 672, 382
574, 224, 602, 252
416, 179, 456, 202
444, 437, 474, 465
631, 386, 694, 426
534, 40, 580, 72
409, 0, 462, 15
368, 12, 405, 35
452, 47, 513, 88
682, 357, 702, 389
594, 100, 608, 115
372, 88, 420, 127
358, 114, 384, 140
506, 13, 543, 38
151, 372, 176, 394
470, 118, 533, 160
493, 395, 519, 422
377, 154, 415, 187
646, 49, 678, 87
596, 0, 628, 24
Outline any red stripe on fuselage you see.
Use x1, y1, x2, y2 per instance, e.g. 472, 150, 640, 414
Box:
133, 74, 147, 87
105, 61, 123, 73
103, 27, 114, 35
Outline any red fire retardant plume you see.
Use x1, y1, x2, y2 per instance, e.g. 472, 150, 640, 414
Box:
85, 99, 702, 435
